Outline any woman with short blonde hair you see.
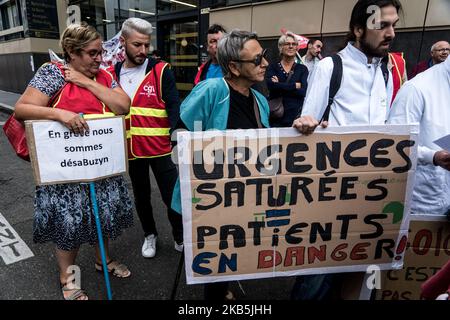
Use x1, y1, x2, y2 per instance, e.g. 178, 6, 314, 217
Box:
266, 33, 309, 127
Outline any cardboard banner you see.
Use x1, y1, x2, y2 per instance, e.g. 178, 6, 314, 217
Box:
177, 125, 419, 284
25, 117, 127, 185
375, 215, 450, 300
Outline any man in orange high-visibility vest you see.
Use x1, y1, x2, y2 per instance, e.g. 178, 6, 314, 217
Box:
115, 18, 183, 258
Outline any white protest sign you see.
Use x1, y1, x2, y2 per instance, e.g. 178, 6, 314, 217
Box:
26, 117, 127, 185
434, 134, 450, 152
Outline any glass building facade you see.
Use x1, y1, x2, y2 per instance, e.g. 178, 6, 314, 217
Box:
67, 0, 269, 97
67, 0, 199, 97
2, 0, 449, 94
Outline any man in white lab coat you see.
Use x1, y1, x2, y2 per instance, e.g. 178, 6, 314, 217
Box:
291, 0, 402, 301
293, 2, 399, 132
387, 55, 450, 216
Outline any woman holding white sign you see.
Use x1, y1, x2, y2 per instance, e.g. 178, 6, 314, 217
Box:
14, 23, 133, 300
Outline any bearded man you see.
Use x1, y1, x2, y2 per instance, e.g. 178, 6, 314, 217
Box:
114, 18, 184, 259
291, 0, 402, 300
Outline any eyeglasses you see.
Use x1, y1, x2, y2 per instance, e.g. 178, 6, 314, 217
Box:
434, 48, 450, 54
81, 49, 104, 59
283, 42, 297, 47
233, 49, 269, 66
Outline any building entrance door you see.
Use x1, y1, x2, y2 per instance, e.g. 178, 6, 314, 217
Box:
159, 19, 198, 99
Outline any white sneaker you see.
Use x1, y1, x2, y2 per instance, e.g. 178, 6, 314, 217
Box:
174, 241, 184, 253
142, 234, 157, 258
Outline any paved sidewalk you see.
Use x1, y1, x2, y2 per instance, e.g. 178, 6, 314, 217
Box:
0, 87, 295, 300
0, 90, 20, 114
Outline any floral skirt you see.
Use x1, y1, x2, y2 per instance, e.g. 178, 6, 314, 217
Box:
33, 176, 133, 251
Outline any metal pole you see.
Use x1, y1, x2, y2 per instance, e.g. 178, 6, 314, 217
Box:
80, 113, 112, 300
417, 0, 431, 66
170, 251, 185, 300
89, 182, 113, 300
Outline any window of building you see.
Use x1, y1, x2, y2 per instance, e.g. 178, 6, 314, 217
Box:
8, 1, 20, 27
0, 8, 4, 31
210, 0, 270, 8
0, 1, 21, 30
68, 1, 157, 46
160, 18, 198, 98
119, 0, 157, 51
157, 0, 198, 15
120, 0, 156, 19
68, 0, 119, 39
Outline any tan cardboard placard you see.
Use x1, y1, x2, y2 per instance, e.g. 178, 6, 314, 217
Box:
25, 116, 128, 185
178, 126, 419, 284
375, 215, 450, 300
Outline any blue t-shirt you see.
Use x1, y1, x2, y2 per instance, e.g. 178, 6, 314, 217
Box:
206, 63, 223, 79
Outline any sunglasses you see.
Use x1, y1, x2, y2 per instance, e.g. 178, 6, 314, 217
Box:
233, 49, 269, 66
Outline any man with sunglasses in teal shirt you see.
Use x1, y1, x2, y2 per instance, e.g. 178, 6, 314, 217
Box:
171, 30, 270, 301
171, 30, 270, 144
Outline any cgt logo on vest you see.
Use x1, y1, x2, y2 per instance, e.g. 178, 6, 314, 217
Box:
141, 83, 157, 98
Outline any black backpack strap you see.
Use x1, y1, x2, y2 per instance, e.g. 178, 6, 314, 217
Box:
381, 60, 389, 87
146, 57, 156, 74
321, 54, 343, 123
114, 61, 123, 82
151, 60, 165, 102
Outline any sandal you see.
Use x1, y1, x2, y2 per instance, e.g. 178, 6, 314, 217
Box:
61, 283, 88, 301
95, 260, 131, 278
